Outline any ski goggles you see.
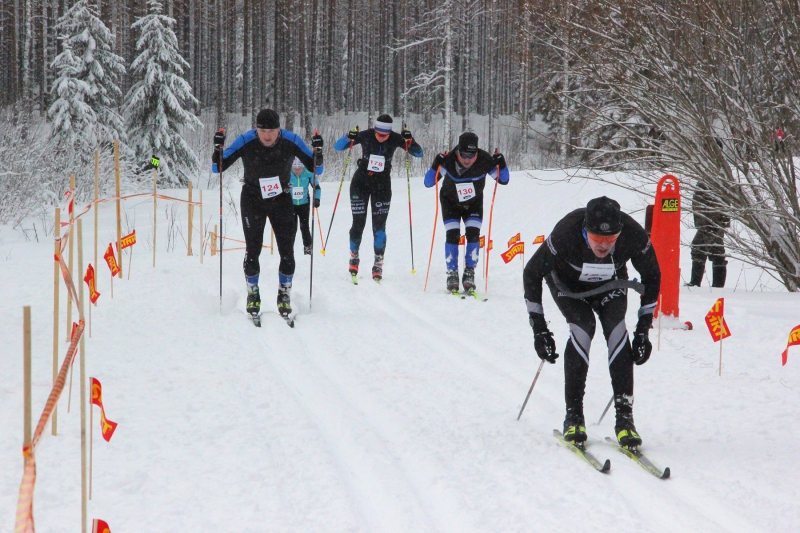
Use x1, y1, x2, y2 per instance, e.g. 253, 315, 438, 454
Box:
586, 231, 621, 244
459, 150, 477, 160
375, 131, 390, 141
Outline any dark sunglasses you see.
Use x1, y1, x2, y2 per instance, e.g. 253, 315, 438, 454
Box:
460, 151, 477, 159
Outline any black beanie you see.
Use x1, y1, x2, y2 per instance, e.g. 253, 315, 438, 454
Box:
256, 109, 280, 129
458, 132, 479, 154
584, 196, 623, 235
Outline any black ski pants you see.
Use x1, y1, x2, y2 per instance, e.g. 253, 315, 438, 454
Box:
690, 228, 726, 266
240, 190, 297, 280
546, 276, 635, 417
294, 202, 312, 247
349, 169, 392, 256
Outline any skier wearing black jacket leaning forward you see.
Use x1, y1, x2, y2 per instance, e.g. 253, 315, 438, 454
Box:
212, 109, 324, 322
424, 132, 509, 293
333, 114, 423, 282
523, 197, 661, 448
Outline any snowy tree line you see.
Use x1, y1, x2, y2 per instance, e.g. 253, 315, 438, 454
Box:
1, 0, 799, 289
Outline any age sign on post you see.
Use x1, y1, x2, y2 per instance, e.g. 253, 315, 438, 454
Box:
456, 183, 476, 202
650, 174, 681, 318
259, 176, 282, 199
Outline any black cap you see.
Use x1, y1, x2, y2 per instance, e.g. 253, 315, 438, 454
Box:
458, 132, 479, 154
584, 196, 623, 235
256, 109, 280, 129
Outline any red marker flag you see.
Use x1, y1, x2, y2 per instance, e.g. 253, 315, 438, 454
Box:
479, 236, 485, 248
507, 233, 521, 248
501, 241, 525, 263
91, 378, 118, 442
116, 230, 137, 251
104, 244, 121, 277
704, 298, 731, 342
458, 235, 465, 246
84, 264, 101, 304
782, 325, 800, 366
532, 235, 545, 245
92, 519, 112, 533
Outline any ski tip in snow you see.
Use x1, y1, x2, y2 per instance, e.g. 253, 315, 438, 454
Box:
248, 313, 262, 327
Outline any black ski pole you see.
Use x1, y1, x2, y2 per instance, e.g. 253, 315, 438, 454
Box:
517, 360, 545, 420
322, 128, 356, 254
403, 123, 416, 274
310, 130, 320, 310
216, 128, 225, 313
596, 395, 614, 425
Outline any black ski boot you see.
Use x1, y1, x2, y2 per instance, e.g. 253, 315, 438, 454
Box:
303, 244, 312, 256
563, 410, 587, 444
685, 260, 704, 287
462, 266, 476, 291
277, 284, 292, 317
614, 394, 642, 447
712, 261, 727, 288
246, 285, 261, 317
446, 270, 459, 292
348, 251, 359, 275
372, 254, 384, 282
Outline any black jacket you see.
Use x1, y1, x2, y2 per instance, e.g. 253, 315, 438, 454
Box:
345, 129, 422, 177
523, 208, 661, 316
427, 149, 505, 205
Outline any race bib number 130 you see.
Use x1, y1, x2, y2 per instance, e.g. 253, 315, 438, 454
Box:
456, 183, 476, 202
259, 176, 282, 199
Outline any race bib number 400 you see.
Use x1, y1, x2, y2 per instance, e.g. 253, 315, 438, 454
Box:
579, 263, 616, 282
456, 183, 476, 202
259, 176, 282, 199
292, 187, 305, 200
367, 154, 386, 173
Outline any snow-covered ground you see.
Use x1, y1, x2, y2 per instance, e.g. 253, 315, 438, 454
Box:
2, 170, 799, 532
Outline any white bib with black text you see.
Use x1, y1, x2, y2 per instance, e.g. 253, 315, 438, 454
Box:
579, 263, 615, 282
292, 187, 305, 201
259, 176, 282, 199
456, 182, 476, 203
367, 154, 386, 173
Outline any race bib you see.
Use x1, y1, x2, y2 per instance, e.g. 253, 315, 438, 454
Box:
579, 263, 616, 282
292, 187, 305, 200
456, 183, 476, 202
259, 176, 282, 199
367, 154, 386, 173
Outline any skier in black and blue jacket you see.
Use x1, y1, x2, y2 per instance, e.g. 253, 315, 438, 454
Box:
333, 114, 423, 282
424, 132, 509, 293
212, 109, 323, 321
290, 157, 321, 255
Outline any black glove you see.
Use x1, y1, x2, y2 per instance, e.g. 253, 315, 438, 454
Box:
213, 129, 226, 147
432, 153, 445, 170
312, 133, 324, 149
631, 332, 652, 365
530, 313, 559, 364
401, 128, 413, 141
492, 151, 507, 170
314, 153, 324, 167
347, 127, 359, 140
313, 197, 320, 208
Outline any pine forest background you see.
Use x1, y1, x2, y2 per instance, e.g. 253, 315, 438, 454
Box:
1, 0, 800, 290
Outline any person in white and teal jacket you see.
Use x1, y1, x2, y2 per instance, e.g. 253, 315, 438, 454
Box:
290, 157, 321, 255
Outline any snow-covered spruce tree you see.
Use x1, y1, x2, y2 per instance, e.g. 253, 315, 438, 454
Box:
48, 0, 127, 197
125, 0, 201, 186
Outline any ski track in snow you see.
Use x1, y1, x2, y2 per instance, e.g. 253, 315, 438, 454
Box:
2, 171, 799, 532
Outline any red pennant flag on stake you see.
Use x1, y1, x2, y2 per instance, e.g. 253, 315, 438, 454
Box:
704, 298, 731, 376
84, 264, 101, 304
507, 233, 521, 248
104, 244, 121, 277
501, 241, 525, 264
90, 378, 118, 442
458, 235, 465, 246
532, 235, 545, 245
92, 519, 112, 533
782, 325, 800, 366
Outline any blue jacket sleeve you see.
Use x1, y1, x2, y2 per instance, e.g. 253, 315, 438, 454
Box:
489, 166, 510, 185
212, 130, 254, 173
334, 136, 353, 151
424, 167, 440, 188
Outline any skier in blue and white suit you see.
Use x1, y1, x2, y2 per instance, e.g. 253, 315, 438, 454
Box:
424, 132, 509, 292
212, 109, 323, 319
289, 157, 321, 255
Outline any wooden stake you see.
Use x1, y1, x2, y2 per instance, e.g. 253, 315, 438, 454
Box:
270, 226, 274, 255
719, 337, 723, 376
78, 219, 88, 533
23, 306, 32, 464
93, 150, 99, 338
153, 166, 157, 267
127, 243, 133, 280
115, 139, 122, 279
89, 377, 93, 500
199, 189, 203, 264
211, 224, 218, 256
187, 181, 193, 256
67, 175, 75, 341
52, 208, 60, 435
